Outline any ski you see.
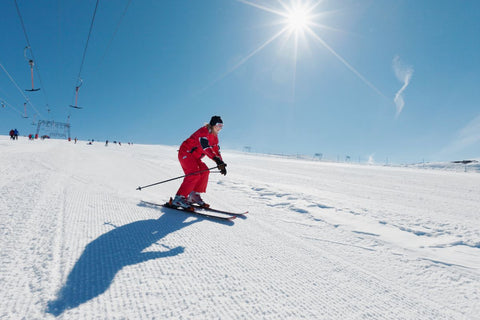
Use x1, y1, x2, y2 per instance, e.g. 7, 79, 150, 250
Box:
141, 201, 236, 221
191, 204, 248, 216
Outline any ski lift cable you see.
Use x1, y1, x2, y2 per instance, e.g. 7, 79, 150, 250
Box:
0, 97, 24, 116
98, 0, 132, 67
0, 85, 14, 102
13, 0, 33, 57
0, 62, 43, 118
75, 0, 100, 84
70, 0, 99, 109
14, 0, 51, 111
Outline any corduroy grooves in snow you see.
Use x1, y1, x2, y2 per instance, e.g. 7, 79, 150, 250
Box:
0, 136, 479, 319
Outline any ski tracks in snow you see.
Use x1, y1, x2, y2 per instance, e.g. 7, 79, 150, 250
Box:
213, 174, 479, 318
1, 139, 479, 319
0, 143, 71, 318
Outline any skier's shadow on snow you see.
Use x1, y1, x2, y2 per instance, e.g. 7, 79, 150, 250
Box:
47, 204, 231, 316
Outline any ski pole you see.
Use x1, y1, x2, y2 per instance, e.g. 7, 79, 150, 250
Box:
136, 166, 218, 191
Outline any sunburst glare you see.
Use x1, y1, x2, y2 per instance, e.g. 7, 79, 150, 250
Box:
233, 0, 385, 99
285, 5, 313, 32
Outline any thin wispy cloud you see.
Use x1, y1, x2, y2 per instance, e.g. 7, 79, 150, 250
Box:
441, 114, 480, 157
392, 55, 414, 117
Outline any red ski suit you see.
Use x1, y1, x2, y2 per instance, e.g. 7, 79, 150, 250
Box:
176, 126, 223, 197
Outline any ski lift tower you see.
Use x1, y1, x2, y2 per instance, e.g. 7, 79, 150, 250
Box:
35, 120, 71, 140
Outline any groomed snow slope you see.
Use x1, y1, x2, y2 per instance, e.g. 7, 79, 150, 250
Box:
0, 136, 479, 319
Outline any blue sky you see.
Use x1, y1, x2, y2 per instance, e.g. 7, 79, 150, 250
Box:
1, 0, 479, 163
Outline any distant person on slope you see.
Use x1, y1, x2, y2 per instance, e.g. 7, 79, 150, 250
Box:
171, 116, 227, 210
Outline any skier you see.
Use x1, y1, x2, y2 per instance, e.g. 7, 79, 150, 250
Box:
171, 116, 227, 209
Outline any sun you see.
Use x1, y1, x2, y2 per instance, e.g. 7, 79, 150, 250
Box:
208, 0, 386, 100
285, 6, 312, 32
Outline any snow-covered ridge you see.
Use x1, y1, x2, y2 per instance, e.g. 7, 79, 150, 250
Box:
1, 136, 479, 319
404, 159, 480, 173
229, 149, 480, 173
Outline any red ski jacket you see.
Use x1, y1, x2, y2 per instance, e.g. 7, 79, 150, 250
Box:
179, 126, 222, 161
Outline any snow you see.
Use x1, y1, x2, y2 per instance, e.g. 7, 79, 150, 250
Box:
1, 135, 479, 319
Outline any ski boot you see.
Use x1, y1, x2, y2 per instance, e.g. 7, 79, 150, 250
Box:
187, 191, 210, 208
170, 195, 194, 211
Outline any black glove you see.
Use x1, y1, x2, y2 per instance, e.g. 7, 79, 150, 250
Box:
213, 157, 227, 175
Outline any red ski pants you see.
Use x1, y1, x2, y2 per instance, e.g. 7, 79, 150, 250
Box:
176, 149, 209, 197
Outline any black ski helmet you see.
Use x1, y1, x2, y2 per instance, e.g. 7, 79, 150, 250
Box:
209, 116, 223, 127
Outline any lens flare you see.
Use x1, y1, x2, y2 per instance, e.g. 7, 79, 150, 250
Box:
203, 0, 386, 100
286, 7, 312, 31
